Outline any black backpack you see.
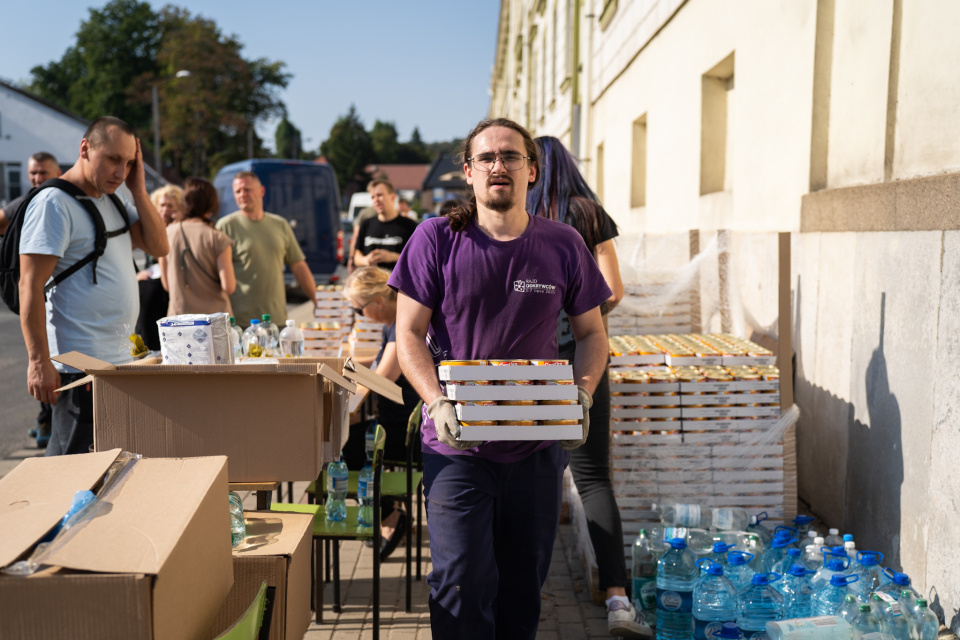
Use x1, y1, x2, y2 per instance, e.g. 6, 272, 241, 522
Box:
0, 178, 130, 314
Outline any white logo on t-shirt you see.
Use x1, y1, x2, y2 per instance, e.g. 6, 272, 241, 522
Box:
513, 278, 556, 294
364, 235, 403, 248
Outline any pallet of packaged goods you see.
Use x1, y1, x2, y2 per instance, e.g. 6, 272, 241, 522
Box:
439, 360, 583, 441
313, 285, 355, 325
301, 321, 343, 357
607, 278, 694, 335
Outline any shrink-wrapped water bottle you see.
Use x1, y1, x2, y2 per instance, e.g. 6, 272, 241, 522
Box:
693, 560, 738, 640
260, 314, 280, 353
762, 535, 799, 573
229, 316, 243, 359
357, 463, 374, 526
242, 319, 264, 357
737, 573, 784, 640
655, 503, 750, 532
772, 548, 805, 578
810, 553, 851, 594
765, 616, 853, 640
657, 538, 699, 640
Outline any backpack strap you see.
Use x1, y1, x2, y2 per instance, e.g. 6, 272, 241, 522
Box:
40, 179, 130, 295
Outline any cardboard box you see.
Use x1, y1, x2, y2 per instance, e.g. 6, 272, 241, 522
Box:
52, 353, 356, 483
0, 449, 232, 640
438, 364, 574, 381
206, 512, 313, 640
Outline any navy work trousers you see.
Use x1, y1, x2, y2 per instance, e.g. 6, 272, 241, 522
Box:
423, 444, 568, 639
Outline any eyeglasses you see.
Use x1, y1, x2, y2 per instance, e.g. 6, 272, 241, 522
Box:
352, 299, 373, 316
467, 152, 531, 172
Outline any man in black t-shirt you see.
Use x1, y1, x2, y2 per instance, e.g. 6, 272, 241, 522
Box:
352, 179, 417, 271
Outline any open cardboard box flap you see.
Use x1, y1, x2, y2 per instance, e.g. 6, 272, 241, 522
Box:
343, 360, 403, 405
52, 351, 357, 394
0, 449, 121, 568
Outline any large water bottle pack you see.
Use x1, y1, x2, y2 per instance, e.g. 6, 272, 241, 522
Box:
632, 504, 939, 640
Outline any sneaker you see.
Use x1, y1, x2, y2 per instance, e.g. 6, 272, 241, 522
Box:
35, 422, 51, 449
607, 601, 652, 639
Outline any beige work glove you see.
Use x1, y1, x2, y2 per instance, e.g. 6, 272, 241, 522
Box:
427, 396, 481, 451
560, 386, 592, 450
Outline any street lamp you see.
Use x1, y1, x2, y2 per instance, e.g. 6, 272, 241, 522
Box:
152, 70, 191, 173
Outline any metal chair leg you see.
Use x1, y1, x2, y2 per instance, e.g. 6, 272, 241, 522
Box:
332, 540, 341, 613
417, 481, 423, 580
314, 538, 324, 624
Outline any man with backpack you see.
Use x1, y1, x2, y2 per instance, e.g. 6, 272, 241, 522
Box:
16, 116, 169, 456
1, 151, 62, 448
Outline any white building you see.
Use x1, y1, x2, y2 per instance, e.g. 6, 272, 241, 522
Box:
0, 79, 164, 207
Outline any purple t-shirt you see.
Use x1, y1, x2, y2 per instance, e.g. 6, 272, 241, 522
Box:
388, 213, 612, 462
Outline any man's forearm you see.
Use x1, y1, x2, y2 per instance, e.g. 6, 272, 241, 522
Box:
20, 281, 50, 365
572, 330, 608, 395
396, 331, 444, 405
291, 262, 317, 303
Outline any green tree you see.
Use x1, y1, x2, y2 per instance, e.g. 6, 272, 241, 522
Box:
320, 105, 375, 194
397, 126, 431, 163
370, 120, 401, 164
274, 116, 302, 159
29, 0, 162, 131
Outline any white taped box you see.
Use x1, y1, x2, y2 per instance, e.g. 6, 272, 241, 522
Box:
439, 364, 573, 381
314, 298, 350, 308
459, 423, 582, 441
679, 393, 781, 406
611, 394, 683, 406
354, 320, 384, 331
446, 383, 578, 401
313, 309, 353, 319
302, 329, 341, 339
304, 349, 341, 358
158, 313, 234, 365
314, 287, 344, 299
610, 354, 667, 366
304, 339, 341, 350
456, 404, 583, 421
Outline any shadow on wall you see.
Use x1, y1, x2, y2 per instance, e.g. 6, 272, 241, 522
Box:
795, 287, 904, 572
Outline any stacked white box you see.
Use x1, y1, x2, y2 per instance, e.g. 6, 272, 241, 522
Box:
300, 321, 343, 357
607, 279, 694, 335
439, 362, 583, 441
314, 286, 354, 342
350, 318, 384, 357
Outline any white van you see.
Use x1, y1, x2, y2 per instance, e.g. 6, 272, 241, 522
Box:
347, 191, 372, 221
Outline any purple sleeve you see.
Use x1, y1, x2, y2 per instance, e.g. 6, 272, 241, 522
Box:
387, 219, 440, 310
564, 235, 612, 317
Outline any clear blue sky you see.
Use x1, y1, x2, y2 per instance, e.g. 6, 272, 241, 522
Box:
1, 1, 501, 152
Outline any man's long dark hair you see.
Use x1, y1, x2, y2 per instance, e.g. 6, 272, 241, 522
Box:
525, 136, 614, 252
447, 118, 540, 232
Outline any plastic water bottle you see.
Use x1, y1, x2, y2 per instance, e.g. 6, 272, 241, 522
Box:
747, 513, 774, 546
364, 420, 377, 464
793, 516, 815, 536
762, 536, 799, 573
693, 560, 738, 640
838, 594, 862, 623
804, 544, 824, 571
844, 535, 858, 560
882, 591, 919, 640
657, 538, 699, 640
229, 316, 243, 359
357, 463, 374, 527
813, 575, 860, 616
765, 616, 853, 640
655, 503, 750, 531
824, 529, 843, 548
875, 571, 920, 621
810, 553, 851, 594
242, 319, 264, 357
854, 552, 885, 602
228, 491, 245, 547
706, 542, 736, 572
737, 573, 784, 640
772, 549, 805, 578
633, 529, 660, 626
260, 314, 280, 353
915, 599, 938, 640
713, 622, 745, 640
782, 564, 816, 619
852, 602, 887, 640
325, 454, 348, 522
279, 319, 305, 357
725, 551, 756, 593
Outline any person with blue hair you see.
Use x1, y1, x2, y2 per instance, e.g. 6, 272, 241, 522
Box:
527, 136, 648, 638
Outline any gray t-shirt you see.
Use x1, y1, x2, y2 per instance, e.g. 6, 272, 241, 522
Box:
19, 188, 140, 372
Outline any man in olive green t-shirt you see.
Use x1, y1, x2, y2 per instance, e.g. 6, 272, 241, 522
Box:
216, 171, 317, 328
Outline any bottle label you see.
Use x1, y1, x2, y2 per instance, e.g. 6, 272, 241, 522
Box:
695, 618, 731, 640
874, 591, 901, 616
657, 588, 692, 613
358, 478, 371, 499
712, 508, 735, 531
676, 504, 702, 527
633, 576, 657, 610
326, 475, 343, 492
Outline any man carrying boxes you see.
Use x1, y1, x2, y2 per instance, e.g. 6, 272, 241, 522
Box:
389, 118, 611, 639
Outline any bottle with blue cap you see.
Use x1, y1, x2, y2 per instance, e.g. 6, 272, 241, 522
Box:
780, 564, 816, 619
771, 548, 805, 579
761, 535, 799, 573
725, 551, 756, 593
810, 551, 852, 593
874, 570, 920, 623
747, 513, 774, 546
693, 559, 738, 640
792, 515, 815, 536
705, 542, 736, 573
657, 537, 699, 640
813, 574, 860, 616
655, 503, 751, 532
712, 622, 744, 640
737, 572, 784, 640
853, 551, 885, 601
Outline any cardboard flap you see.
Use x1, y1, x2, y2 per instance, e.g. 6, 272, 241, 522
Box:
44, 456, 228, 575
55, 374, 94, 392
0, 449, 122, 568
318, 363, 356, 393
343, 361, 403, 405
51, 351, 117, 373
235, 512, 313, 557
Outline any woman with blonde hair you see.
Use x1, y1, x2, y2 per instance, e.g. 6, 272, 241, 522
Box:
150, 184, 185, 225
159, 178, 236, 315
343, 265, 421, 560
